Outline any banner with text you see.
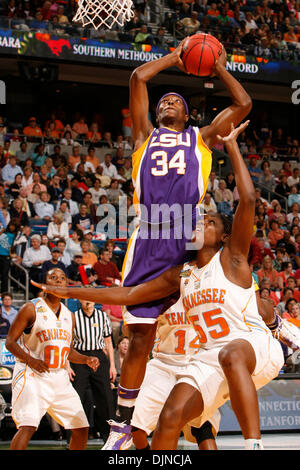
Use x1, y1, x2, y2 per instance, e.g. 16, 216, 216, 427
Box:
0, 29, 299, 84
219, 377, 300, 432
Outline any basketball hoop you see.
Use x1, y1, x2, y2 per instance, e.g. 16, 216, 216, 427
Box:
73, 0, 135, 30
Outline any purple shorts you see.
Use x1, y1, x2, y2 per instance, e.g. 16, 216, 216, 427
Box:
122, 217, 196, 320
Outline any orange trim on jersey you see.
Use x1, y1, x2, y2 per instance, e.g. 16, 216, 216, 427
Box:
12, 365, 27, 412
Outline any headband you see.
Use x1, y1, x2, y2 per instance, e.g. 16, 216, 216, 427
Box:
156, 93, 189, 116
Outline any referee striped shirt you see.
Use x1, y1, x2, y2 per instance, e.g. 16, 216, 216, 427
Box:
73, 307, 112, 351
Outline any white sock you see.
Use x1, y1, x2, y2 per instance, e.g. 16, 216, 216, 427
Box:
244, 439, 264, 450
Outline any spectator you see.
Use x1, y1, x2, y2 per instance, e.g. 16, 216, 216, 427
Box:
247, 157, 262, 183
276, 287, 295, 315
86, 147, 99, 172
21, 167, 33, 191
67, 300, 116, 442
99, 132, 113, 149
134, 24, 153, 44
66, 228, 84, 259
41, 246, 66, 277
100, 154, 119, 180
57, 200, 72, 228
23, 117, 43, 141
106, 179, 124, 207
1, 156, 23, 186
66, 250, 87, 285
105, 239, 122, 271
72, 203, 94, 233
0, 291, 18, 325
93, 248, 121, 286
179, 11, 200, 35
8, 173, 23, 199
257, 255, 281, 289
282, 298, 298, 320
22, 234, 51, 295
48, 174, 64, 203
70, 177, 84, 204
278, 261, 295, 287
11, 225, 31, 262
68, 145, 82, 171
89, 178, 107, 205
72, 117, 89, 140
87, 123, 102, 144
9, 198, 29, 227
268, 220, 286, 249
81, 191, 98, 225
56, 237, 72, 267
288, 185, 300, 208
34, 191, 54, 224
16, 141, 32, 163
213, 179, 233, 215
0, 311, 10, 337
47, 212, 69, 242
57, 188, 79, 216
287, 168, 300, 188
259, 277, 280, 305
95, 165, 111, 188
207, 170, 219, 193
287, 202, 300, 225
32, 143, 47, 168
27, 183, 42, 205
114, 336, 129, 380
203, 192, 217, 213
26, 172, 47, 196
80, 240, 98, 267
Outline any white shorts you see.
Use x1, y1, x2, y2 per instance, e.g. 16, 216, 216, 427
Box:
176, 331, 284, 428
11, 363, 89, 430
131, 358, 220, 441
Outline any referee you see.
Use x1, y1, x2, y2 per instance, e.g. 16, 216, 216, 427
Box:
68, 299, 117, 442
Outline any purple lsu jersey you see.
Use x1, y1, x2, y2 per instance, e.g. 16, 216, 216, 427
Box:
132, 126, 211, 224
122, 126, 212, 321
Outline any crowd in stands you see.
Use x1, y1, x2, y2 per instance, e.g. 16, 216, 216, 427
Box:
0, 0, 300, 60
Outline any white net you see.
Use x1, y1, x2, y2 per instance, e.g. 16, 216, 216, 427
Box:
73, 0, 135, 30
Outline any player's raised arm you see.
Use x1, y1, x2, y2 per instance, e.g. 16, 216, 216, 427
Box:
130, 43, 187, 149
201, 49, 252, 149
219, 121, 256, 261
31, 265, 182, 305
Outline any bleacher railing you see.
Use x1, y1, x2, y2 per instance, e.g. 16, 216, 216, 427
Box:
8, 260, 29, 303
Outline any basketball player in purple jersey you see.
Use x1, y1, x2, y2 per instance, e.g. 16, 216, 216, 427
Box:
33, 42, 252, 449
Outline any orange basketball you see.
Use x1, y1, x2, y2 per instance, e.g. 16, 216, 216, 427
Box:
181, 33, 223, 77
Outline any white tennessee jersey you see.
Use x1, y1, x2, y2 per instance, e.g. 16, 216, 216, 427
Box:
17, 297, 73, 370
181, 251, 271, 350
152, 297, 201, 366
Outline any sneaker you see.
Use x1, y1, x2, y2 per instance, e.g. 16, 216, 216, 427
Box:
273, 318, 300, 351
101, 420, 133, 450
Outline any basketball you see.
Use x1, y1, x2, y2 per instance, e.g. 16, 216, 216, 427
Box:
181, 33, 223, 77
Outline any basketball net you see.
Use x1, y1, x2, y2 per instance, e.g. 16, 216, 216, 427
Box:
73, 0, 135, 29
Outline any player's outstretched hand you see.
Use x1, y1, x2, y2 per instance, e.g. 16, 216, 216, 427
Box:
86, 356, 100, 372
216, 120, 250, 144
30, 280, 69, 299
27, 356, 49, 374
